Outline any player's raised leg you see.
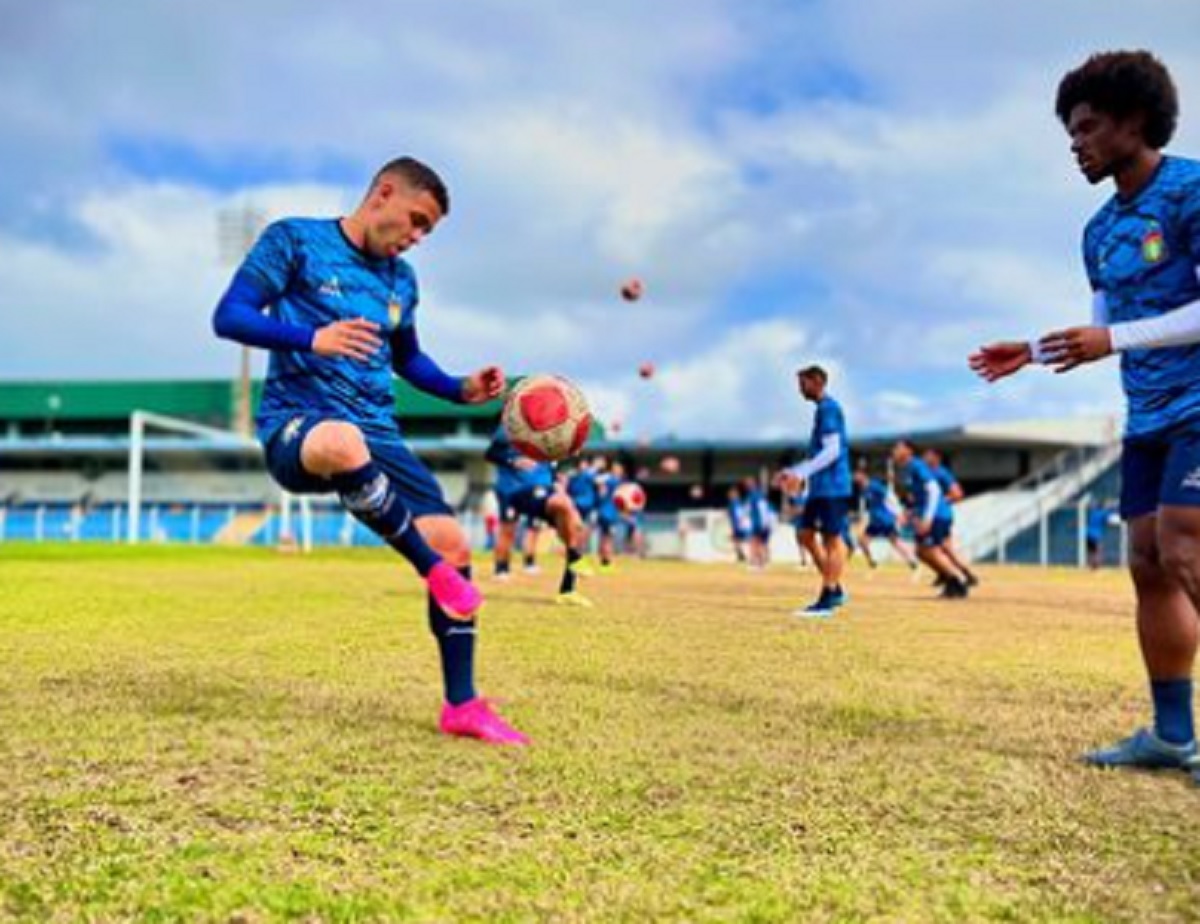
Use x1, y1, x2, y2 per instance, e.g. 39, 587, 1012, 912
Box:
299, 421, 481, 619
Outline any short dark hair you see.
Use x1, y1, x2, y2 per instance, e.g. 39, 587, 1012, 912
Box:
1056, 50, 1178, 150
373, 156, 450, 215
798, 364, 828, 384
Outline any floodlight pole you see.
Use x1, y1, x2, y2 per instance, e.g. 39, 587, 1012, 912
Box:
127, 411, 145, 543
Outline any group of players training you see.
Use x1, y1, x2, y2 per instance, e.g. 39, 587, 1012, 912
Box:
213, 49, 1200, 791
727, 365, 978, 617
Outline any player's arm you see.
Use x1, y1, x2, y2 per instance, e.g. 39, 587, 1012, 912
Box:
212, 224, 381, 361
389, 324, 505, 405
916, 477, 941, 534
484, 428, 536, 471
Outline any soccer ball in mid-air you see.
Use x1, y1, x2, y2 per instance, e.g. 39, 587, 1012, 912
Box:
502, 375, 592, 462
613, 482, 647, 514
620, 278, 644, 302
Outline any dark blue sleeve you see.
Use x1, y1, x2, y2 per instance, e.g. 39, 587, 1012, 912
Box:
485, 428, 518, 467
212, 271, 315, 352
390, 325, 465, 403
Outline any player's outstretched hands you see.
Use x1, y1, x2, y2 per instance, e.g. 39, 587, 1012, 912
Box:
968, 341, 1031, 383
1038, 326, 1112, 374
462, 366, 506, 404
312, 317, 382, 362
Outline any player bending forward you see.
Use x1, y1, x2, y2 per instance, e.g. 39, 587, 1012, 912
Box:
213, 156, 528, 745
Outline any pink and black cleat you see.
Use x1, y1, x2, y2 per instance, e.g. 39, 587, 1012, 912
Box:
426, 562, 483, 621
439, 698, 530, 746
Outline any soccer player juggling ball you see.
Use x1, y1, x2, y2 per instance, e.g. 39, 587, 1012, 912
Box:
213, 156, 528, 746
971, 52, 1200, 781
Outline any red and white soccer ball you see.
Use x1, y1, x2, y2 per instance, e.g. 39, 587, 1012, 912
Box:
502, 374, 592, 462
620, 278, 644, 302
613, 482, 647, 514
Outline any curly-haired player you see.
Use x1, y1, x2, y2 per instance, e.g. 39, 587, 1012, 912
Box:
971, 52, 1200, 783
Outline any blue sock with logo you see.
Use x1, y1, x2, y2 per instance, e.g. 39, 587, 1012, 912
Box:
1151, 678, 1195, 745
429, 565, 477, 705
332, 462, 440, 576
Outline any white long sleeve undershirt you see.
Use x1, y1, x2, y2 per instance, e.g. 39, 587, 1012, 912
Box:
790, 433, 841, 482
921, 478, 942, 523
1032, 267, 1200, 359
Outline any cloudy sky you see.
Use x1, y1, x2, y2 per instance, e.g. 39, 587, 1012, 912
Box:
2, 0, 1199, 439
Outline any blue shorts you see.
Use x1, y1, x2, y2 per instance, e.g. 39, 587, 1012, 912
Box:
263, 416, 452, 519
731, 526, 750, 541
917, 517, 953, 549
800, 496, 851, 536
496, 486, 552, 525
1121, 422, 1200, 519
866, 520, 898, 540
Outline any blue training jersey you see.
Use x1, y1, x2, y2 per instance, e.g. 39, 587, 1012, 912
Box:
864, 478, 896, 528
486, 426, 555, 496
597, 473, 621, 521
567, 470, 598, 509
746, 488, 771, 532
906, 458, 952, 522
240, 218, 419, 442
806, 396, 852, 499
1083, 155, 1200, 437
932, 466, 960, 523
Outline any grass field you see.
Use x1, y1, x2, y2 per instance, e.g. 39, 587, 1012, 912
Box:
1, 545, 1197, 923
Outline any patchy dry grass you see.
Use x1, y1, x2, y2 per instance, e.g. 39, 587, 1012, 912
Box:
0, 544, 1196, 922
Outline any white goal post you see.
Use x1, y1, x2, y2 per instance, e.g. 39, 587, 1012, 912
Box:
126, 409, 309, 546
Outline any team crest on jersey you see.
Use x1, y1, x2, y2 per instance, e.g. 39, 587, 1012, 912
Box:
319, 276, 343, 298
1141, 224, 1167, 264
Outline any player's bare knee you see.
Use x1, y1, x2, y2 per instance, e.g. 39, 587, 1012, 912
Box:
304, 422, 369, 475
1158, 533, 1200, 594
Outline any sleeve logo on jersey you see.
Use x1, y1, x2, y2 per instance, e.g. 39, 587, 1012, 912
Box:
388, 298, 402, 330
1141, 224, 1167, 265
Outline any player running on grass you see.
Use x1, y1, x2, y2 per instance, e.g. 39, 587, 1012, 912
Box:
213, 156, 527, 745
485, 425, 594, 607
971, 51, 1200, 782
852, 469, 919, 573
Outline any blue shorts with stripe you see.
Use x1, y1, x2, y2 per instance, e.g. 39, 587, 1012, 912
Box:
262, 415, 452, 519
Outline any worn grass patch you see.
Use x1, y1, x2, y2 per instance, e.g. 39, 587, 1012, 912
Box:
0, 545, 1196, 922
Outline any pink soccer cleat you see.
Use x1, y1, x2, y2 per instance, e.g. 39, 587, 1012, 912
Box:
439, 698, 530, 746
426, 562, 483, 621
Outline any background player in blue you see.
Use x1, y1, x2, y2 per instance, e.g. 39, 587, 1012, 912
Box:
485, 425, 594, 607
1086, 499, 1118, 570
742, 476, 772, 570
970, 51, 1200, 781
852, 469, 919, 573
782, 484, 809, 568
891, 441, 969, 599
922, 448, 979, 588
594, 459, 623, 570
778, 365, 853, 617
565, 458, 599, 553
726, 485, 751, 564
212, 157, 526, 746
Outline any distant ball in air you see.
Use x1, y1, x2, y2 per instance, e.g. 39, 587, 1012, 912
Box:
638, 361, 655, 380
620, 278, 644, 302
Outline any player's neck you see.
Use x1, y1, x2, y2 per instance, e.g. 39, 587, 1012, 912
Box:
1112, 149, 1163, 201
338, 214, 367, 251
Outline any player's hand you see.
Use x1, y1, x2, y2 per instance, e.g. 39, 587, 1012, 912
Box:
968, 341, 1031, 382
312, 318, 382, 362
462, 366, 506, 404
774, 470, 805, 496
512, 457, 538, 471
1038, 326, 1113, 374
915, 517, 932, 537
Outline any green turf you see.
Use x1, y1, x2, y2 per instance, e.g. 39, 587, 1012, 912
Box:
0, 544, 1196, 922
